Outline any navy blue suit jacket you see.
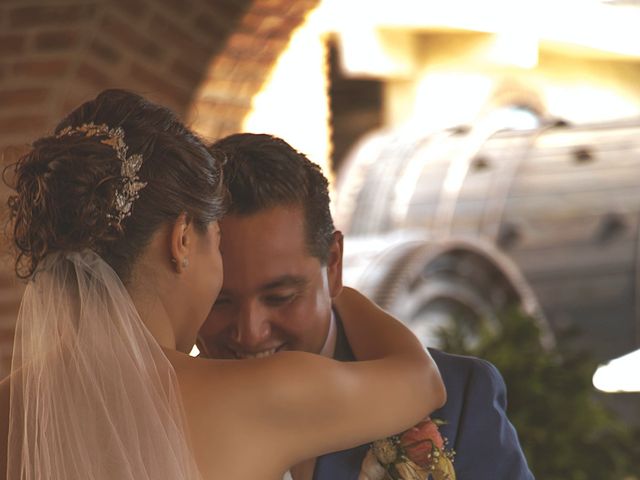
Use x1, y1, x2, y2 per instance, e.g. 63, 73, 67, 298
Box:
313, 317, 534, 480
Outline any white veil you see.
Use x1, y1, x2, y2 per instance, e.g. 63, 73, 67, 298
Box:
7, 249, 202, 480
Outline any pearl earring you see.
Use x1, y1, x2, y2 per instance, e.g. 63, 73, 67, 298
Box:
181, 258, 189, 269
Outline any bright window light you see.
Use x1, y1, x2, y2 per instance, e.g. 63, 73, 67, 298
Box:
592, 348, 640, 393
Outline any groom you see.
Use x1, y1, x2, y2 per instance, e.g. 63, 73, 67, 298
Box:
198, 133, 534, 480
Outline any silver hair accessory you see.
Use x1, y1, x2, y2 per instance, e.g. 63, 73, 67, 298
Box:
56, 123, 147, 227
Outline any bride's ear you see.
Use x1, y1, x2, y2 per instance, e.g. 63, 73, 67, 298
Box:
169, 213, 193, 273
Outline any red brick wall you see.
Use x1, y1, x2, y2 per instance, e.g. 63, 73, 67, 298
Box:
0, 0, 320, 376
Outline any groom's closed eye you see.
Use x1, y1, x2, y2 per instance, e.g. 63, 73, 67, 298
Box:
259, 276, 308, 307
263, 292, 297, 306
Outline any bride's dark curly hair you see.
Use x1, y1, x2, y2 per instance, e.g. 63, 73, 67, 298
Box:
4, 89, 227, 281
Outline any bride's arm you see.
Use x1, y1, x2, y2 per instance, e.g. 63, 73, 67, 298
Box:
335, 286, 434, 363
332, 286, 445, 411
191, 287, 445, 470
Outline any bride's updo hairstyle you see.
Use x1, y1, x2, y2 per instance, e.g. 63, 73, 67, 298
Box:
6, 89, 227, 281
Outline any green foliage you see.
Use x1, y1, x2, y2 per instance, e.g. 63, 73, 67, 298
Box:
437, 308, 640, 480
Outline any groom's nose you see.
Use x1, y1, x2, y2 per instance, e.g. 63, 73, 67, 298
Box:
232, 302, 271, 348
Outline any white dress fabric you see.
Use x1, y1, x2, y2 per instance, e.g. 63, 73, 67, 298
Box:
7, 250, 202, 480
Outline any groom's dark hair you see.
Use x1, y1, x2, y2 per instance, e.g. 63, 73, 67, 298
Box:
209, 133, 335, 264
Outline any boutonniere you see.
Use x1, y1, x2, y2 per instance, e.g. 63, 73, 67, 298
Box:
359, 417, 456, 480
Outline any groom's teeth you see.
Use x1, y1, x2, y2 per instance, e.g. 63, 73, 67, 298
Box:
237, 348, 277, 359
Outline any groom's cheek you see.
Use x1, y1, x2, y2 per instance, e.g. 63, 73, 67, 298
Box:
283, 300, 328, 354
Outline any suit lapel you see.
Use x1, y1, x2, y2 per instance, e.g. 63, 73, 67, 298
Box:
332, 310, 355, 361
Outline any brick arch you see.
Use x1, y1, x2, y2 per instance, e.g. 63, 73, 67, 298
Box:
187, 0, 321, 140
1, 0, 319, 149
0, 0, 320, 374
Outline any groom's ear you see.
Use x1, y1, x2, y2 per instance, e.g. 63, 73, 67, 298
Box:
169, 212, 193, 273
327, 230, 344, 299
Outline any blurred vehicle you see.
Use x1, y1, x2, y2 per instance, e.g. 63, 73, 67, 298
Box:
335, 117, 640, 369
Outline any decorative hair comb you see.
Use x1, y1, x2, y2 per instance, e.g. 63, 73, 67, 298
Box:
56, 123, 147, 227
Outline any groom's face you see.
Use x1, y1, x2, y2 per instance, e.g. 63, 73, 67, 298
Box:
199, 205, 343, 359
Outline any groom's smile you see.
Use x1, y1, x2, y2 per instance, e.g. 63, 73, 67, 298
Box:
230, 345, 284, 359
198, 206, 343, 360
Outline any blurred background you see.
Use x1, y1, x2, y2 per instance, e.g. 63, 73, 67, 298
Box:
1, 0, 640, 477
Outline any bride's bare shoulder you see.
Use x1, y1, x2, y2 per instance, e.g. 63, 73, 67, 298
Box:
161, 350, 268, 412
162, 351, 294, 478
165, 350, 283, 402
164, 349, 315, 393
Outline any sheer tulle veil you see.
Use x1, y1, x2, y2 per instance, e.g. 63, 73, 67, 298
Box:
7, 249, 202, 479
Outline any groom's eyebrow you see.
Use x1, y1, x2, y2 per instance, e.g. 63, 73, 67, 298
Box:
260, 275, 308, 291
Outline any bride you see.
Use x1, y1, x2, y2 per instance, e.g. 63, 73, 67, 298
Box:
0, 89, 445, 479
